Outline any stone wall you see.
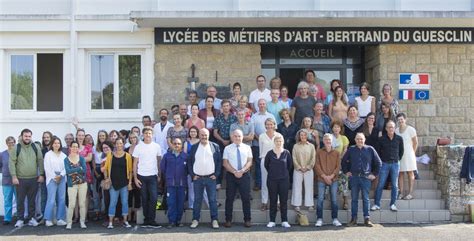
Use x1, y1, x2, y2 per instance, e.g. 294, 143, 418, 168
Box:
154, 44, 261, 118
436, 145, 474, 221
366, 44, 474, 147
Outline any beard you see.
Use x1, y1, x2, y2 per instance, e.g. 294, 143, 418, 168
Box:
160, 116, 167, 121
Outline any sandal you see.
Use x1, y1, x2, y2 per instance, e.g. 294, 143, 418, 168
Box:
403, 194, 413, 200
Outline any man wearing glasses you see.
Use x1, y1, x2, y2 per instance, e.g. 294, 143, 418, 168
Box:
160, 138, 188, 228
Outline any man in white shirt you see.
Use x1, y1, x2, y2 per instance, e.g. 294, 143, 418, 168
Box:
198, 85, 222, 110
250, 99, 276, 191
249, 75, 271, 113
153, 108, 174, 154
133, 127, 162, 228
188, 128, 222, 229
222, 130, 253, 228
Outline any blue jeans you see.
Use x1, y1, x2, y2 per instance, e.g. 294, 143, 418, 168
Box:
2, 185, 16, 222
316, 181, 338, 219
350, 176, 371, 219
192, 177, 218, 221
109, 185, 129, 217
251, 146, 261, 187
138, 175, 158, 223
44, 178, 67, 221
91, 166, 102, 212
375, 162, 400, 206
39, 181, 47, 216
167, 186, 185, 224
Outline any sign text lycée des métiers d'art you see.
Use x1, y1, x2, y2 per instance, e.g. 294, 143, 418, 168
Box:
155, 28, 473, 45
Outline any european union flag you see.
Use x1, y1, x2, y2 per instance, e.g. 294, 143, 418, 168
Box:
415, 90, 429, 100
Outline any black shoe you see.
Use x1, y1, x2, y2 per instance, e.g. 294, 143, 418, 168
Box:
175, 223, 183, 227
141, 221, 150, 227
3, 221, 11, 225
148, 221, 162, 228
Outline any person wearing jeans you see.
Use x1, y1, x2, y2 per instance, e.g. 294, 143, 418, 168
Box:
43, 137, 67, 227
342, 133, 381, 227
188, 128, 222, 229
315, 133, 341, 227
1, 136, 16, 225
103, 137, 132, 229
160, 137, 188, 228
372, 120, 404, 212
133, 127, 162, 228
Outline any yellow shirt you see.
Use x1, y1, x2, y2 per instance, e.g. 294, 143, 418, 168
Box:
333, 134, 349, 154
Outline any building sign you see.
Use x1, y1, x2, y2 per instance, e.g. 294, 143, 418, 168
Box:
279, 46, 342, 59
399, 73, 431, 100
399, 73, 430, 90
155, 27, 474, 45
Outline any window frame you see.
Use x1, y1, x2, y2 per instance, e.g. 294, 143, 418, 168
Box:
87, 51, 144, 112
7, 50, 65, 114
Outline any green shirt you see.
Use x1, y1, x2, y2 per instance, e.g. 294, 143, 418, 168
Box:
9, 141, 44, 179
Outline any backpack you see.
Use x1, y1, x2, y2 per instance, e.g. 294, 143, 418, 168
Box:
16, 143, 39, 159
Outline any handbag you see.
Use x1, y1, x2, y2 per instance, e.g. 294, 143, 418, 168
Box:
437, 137, 451, 146
296, 211, 309, 226
101, 178, 111, 190
69, 173, 84, 185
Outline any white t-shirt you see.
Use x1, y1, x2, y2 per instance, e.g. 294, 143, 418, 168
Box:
132, 141, 162, 176
249, 88, 271, 112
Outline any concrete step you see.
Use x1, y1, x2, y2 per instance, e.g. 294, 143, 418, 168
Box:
215, 187, 440, 199
199, 198, 445, 210
136, 209, 450, 224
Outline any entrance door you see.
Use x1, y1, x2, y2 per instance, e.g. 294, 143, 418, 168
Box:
279, 68, 342, 98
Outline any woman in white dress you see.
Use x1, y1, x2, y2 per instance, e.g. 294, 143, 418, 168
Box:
395, 113, 418, 200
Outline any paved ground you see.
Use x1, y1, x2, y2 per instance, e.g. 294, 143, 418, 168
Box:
0, 221, 473, 240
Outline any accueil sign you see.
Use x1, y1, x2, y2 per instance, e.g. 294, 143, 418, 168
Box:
155, 28, 473, 45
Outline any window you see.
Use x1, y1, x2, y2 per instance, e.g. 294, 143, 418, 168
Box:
90, 54, 141, 110
10, 53, 63, 111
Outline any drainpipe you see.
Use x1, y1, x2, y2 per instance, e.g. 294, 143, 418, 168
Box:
69, 0, 77, 130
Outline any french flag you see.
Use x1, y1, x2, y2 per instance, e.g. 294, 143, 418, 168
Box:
400, 74, 429, 85
399, 90, 414, 100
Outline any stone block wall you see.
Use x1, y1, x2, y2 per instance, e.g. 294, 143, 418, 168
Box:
366, 44, 474, 147
436, 145, 474, 221
154, 44, 261, 118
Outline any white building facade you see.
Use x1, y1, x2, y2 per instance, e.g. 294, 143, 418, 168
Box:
0, 0, 473, 149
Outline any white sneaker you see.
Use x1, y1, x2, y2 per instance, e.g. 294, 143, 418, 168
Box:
107, 223, 114, 229
80, 222, 87, 229
390, 204, 398, 212
66, 223, 72, 230
266, 222, 276, 228
332, 219, 342, 227
28, 218, 39, 227
281, 222, 291, 228
315, 219, 323, 227
212, 220, 219, 229
56, 220, 67, 226
190, 220, 199, 229
370, 205, 380, 211
123, 221, 132, 228
45, 220, 54, 227
14, 220, 24, 228
294, 206, 301, 212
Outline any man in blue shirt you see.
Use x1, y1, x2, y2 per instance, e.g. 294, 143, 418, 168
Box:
342, 133, 382, 227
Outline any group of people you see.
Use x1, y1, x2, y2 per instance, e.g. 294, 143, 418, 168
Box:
0, 70, 419, 229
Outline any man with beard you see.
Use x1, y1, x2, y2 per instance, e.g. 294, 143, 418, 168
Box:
153, 108, 174, 154
9, 129, 45, 227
